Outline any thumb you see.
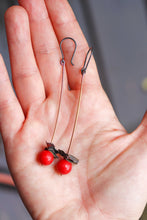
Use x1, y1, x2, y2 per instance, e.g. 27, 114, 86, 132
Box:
123, 112, 147, 218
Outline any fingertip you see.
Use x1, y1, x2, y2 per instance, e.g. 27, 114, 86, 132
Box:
45, 0, 76, 26
5, 6, 29, 37
5, 5, 28, 22
18, 0, 49, 21
5, 6, 31, 46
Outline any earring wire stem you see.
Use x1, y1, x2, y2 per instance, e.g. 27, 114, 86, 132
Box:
51, 60, 65, 143
67, 74, 84, 154
67, 47, 93, 154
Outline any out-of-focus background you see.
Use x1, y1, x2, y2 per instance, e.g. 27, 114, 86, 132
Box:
0, 0, 147, 219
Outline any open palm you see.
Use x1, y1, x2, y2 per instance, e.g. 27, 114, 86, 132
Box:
0, 0, 147, 219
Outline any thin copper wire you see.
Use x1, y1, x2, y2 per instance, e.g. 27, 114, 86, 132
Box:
67, 75, 84, 154
50, 37, 77, 143
67, 47, 93, 154
51, 60, 65, 142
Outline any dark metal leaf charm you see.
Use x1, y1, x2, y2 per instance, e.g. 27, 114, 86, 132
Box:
45, 142, 59, 158
67, 154, 79, 164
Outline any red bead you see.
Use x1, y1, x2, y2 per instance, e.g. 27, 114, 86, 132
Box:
39, 150, 54, 165
56, 159, 72, 174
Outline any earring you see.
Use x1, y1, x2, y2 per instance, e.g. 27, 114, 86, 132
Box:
39, 37, 77, 166
39, 37, 93, 174
56, 45, 93, 175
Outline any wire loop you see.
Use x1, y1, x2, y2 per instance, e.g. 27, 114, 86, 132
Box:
60, 37, 77, 65
81, 47, 93, 74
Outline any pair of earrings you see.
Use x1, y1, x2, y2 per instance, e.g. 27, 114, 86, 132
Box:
39, 37, 93, 175
39, 142, 79, 174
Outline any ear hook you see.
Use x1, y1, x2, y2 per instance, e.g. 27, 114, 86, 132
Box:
81, 47, 93, 74
60, 37, 77, 66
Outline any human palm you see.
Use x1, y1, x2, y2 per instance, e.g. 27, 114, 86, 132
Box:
0, 0, 147, 220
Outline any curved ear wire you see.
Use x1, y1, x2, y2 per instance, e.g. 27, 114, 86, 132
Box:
81, 47, 93, 74
60, 37, 77, 65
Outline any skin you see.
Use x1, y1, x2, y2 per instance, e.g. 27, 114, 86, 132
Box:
0, 0, 147, 219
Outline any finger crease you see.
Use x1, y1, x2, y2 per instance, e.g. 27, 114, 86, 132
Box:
14, 69, 39, 81
0, 98, 18, 111
53, 17, 78, 29
34, 44, 60, 56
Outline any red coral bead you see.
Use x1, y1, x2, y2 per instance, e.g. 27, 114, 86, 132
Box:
39, 150, 54, 165
56, 159, 72, 174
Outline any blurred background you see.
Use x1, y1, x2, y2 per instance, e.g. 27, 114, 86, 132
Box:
0, 0, 147, 219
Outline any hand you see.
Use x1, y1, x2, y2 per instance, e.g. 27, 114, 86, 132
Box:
0, 0, 147, 219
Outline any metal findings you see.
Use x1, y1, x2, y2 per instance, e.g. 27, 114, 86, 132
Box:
81, 47, 93, 75
60, 37, 77, 65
